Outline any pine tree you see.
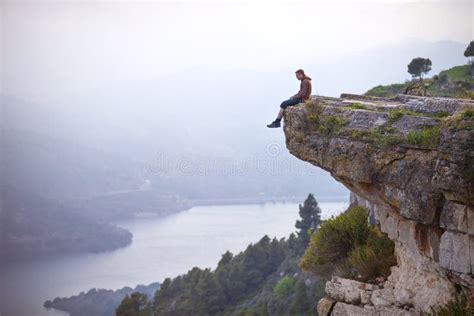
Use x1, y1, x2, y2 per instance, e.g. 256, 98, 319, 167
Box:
295, 194, 322, 248
116, 292, 150, 316
464, 41, 474, 77
290, 279, 312, 315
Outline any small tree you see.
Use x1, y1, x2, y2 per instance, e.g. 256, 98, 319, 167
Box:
290, 279, 312, 314
295, 193, 322, 249
273, 275, 296, 298
116, 292, 150, 316
407, 57, 432, 82
464, 41, 474, 77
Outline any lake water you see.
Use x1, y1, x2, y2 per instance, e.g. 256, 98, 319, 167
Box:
1, 200, 349, 316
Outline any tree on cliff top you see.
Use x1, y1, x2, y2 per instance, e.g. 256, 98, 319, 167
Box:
408, 57, 432, 82
464, 41, 474, 77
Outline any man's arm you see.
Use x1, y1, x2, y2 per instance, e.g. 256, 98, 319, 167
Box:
292, 80, 309, 99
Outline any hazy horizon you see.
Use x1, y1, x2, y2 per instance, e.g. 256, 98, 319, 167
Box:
1, 1, 472, 315
2, 0, 472, 202
3, 0, 472, 104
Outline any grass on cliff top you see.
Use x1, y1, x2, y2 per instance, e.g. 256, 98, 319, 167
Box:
344, 102, 370, 110
303, 98, 474, 148
305, 101, 348, 135
442, 108, 474, 131
304, 101, 444, 148
406, 125, 442, 147
387, 108, 450, 123
365, 83, 407, 98
364, 64, 474, 99
299, 205, 396, 283
440, 65, 474, 83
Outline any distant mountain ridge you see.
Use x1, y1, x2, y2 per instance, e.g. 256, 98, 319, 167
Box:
1, 185, 133, 262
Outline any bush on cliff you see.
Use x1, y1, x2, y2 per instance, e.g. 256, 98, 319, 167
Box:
299, 205, 396, 283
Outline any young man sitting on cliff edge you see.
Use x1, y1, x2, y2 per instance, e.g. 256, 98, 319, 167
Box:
267, 69, 312, 128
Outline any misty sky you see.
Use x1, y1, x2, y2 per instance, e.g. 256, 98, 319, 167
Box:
2, 0, 472, 105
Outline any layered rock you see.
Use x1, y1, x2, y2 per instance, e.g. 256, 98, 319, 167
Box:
283, 93, 473, 315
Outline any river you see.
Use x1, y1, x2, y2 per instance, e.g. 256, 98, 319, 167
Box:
1, 200, 349, 316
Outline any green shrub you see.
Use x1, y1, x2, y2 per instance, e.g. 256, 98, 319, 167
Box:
305, 101, 323, 126
340, 229, 396, 281
318, 115, 347, 135
304, 101, 347, 135
444, 109, 474, 131
387, 109, 407, 124
430, 111, 450, 118
273, 275, 296, 298
406, 125, 441, 147
347, 102, 369, 110
299, 205, 396, 282
460, 109, 474, 120
349, 127, 403, 147
299, 206, 371, 277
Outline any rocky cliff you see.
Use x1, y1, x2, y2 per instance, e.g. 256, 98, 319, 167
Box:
283, 93, 473, 315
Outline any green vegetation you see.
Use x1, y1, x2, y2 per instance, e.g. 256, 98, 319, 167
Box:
407, 57, 432, 81
116, 194, 327, 316
305, 101, 348, 135
464, 41, 474, 78
387, 108, 449, 123
350, 118, 442, 149
116, 292, 151, 316
341, 228, 397, 281
345, 102, 369, 110
429, 111, 451, 118
442, 108, 474, 131
460, 109, 474, 120
406, 125, 441, 147
441, 65, 474, 83
365, 83, 406, 98
365, 64, 474, 99
306, 100, 322, 125
464, 41, 474, 60
295, 193, 322, 248
115, 197, 399, 315
299, 205, 396, 283
289, 279, 313, 315
273, 276, 296, 298
387, 108, 407, 124
318, 115, 347, 135
305, 99, 449, 149
349, 127, 404, 147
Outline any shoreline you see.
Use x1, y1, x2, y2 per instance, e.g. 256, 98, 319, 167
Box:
3, 195, 349, 265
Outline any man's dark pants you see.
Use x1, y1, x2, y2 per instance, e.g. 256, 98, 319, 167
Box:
280, 97, 304, 109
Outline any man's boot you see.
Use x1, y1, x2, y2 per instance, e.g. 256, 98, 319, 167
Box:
267, 120, 281, 128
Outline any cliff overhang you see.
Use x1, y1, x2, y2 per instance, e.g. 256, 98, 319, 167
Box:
283, 93, 473, 314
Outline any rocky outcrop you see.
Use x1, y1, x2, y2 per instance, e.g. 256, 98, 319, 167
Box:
283, 93, 473, 315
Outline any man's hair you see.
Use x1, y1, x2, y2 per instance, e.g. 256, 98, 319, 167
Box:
295, 69, 305, 75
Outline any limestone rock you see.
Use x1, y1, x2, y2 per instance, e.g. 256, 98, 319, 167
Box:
317, 297, 336, 316
284, 94, 474, 315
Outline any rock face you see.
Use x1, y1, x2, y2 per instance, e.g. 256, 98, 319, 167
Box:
283, 93, 473, 315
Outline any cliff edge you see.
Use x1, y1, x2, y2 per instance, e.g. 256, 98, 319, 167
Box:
283, 93, 473, 315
